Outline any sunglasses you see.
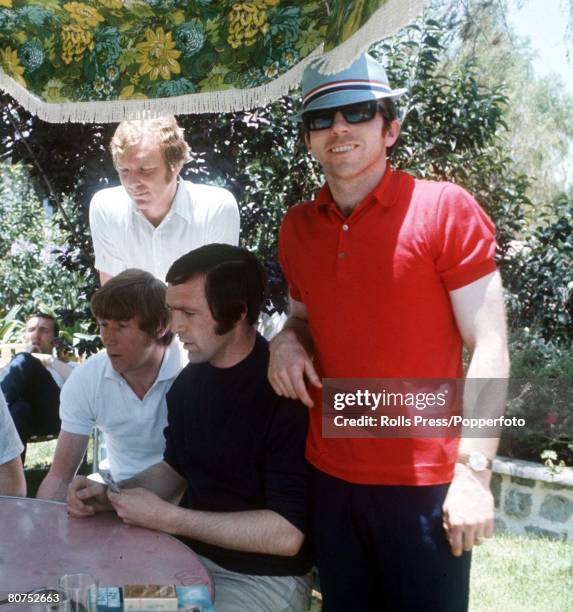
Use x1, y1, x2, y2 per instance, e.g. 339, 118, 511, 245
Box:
302, 100, 384, 131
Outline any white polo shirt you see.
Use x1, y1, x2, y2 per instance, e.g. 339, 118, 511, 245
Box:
0, 391, 23, 464
60, 341, 187, 481
89, 180, 240, 280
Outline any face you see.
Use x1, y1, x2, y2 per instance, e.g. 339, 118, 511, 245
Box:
114, 134, 181, 216
305, 108, 400, 182
166, 276, 235, 368
98, 317, 159, 377
24, 316, 56, 354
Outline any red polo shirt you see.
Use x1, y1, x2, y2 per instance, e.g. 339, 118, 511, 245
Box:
278, 168, 497, 485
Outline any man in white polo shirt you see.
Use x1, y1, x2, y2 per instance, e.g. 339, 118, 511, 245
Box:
37, 269, 187, 501
89, 116, 240, 285
0, 390, 26, 496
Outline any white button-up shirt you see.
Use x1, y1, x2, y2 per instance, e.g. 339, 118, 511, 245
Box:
60, 342, 188, 481
89, 180, 240, 281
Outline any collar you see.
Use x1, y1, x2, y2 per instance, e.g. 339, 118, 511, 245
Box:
314, 165, 400, 217
130, 179, 192, 224
103, 340, 182, 384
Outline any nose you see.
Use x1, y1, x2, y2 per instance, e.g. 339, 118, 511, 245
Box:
330, 111, 350, 133
170, 310, 185, 334
122, 171, 143, 191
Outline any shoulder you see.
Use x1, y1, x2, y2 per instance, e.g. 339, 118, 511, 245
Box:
65, 351, 110, 387
89, 185, 130, 213
280, 200, 317, 239
411, 177, 480, 209
182, 181, 237, 208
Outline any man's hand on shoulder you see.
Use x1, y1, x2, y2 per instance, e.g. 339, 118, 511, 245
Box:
442, 463, 494, 557
67, 476, 112, 518
108, 487, 175, 532
269, 330, 321, 408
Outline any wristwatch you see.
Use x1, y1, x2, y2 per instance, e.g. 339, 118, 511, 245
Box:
457, 451, 492, 472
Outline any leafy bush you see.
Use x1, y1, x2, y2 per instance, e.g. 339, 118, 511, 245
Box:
503, 195, 573, 342
0, 164, 87, 320
499, 330, 573, 465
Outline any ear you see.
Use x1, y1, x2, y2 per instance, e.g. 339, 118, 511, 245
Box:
304, 131, 313, 154
156, 325, 169, 341
383, 119, 401, 149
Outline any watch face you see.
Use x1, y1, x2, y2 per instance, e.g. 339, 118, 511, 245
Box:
469, 452, 488, 471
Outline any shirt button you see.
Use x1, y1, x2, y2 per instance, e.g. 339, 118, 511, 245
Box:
338, 252, 346, 259
342, 224, 349, 231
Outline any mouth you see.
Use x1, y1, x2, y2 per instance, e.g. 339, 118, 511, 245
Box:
329, 144, 357, 154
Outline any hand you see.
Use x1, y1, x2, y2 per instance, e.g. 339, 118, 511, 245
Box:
442, 464, 494, 556
268, 331, 322, 408
107, 488, 173, 531
31, 353, 53, 367
67, 476, 111, 518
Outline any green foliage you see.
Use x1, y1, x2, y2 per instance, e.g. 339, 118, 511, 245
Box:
503, 195, 573, 340
0, 164, 86, 322
499, 330, 573, 464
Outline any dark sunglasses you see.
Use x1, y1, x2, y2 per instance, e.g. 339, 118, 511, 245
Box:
302, 100, 384, 131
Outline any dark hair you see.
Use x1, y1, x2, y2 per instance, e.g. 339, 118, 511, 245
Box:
91, 269, 173, 346
166, 244, 267, 335
31, 312, 59, 337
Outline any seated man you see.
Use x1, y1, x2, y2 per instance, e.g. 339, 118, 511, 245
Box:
67, 245, 312, 612
0, 390, 26, 496
0, 313, 73, 458
37, 269, 187, 501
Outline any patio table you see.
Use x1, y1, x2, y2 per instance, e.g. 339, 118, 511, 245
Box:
0, 496, 213, 607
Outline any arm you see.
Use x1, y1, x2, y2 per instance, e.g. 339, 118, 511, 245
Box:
268, 297, 322, 407
89, 192, 123, 282
443, 271, 510, 556
36, 431, 89, 501
106, 464, 304, 556
0, 457, 26, 497
109, 492, 304, 557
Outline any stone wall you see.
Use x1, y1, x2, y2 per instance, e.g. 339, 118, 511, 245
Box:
492, 456, 573, 542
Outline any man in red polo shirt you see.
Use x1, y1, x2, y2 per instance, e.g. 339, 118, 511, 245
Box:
268, 53, 509, 611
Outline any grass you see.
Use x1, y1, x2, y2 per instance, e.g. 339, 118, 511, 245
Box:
24, 438, 93, 497
26, 443, 572, 611
469, 533, 573, 612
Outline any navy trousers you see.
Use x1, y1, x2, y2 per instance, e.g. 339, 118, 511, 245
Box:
310, 467, 471, 612
0, 352, 61, 456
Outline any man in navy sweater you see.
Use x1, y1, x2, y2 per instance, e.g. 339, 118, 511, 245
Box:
67, 244, 312, 612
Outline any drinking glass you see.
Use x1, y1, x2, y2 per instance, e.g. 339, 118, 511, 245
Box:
58, 574, 98, 612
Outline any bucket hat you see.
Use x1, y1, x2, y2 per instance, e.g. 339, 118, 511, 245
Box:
292, 53, 406, 122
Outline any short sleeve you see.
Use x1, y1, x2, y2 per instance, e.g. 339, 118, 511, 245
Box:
0, 391, 24, 463
278, 213, 303, 302
433, 184, 497, 291
204, 189, 240, 246
59, 362, 97, 436
89, 191, 125, 276
263, 398, 309, 534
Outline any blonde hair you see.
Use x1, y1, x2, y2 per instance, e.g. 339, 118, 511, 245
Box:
110, 116, 191, 173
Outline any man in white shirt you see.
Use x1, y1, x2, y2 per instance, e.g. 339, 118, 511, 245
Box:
0, 313, 73, 458
89, 116, 240, 284
0, 390, 26, 496
37, 269, 187, 501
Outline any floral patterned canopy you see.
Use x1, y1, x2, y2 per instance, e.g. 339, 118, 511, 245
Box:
0, 0, 426, 123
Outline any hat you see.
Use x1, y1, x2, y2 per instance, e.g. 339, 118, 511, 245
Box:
292, 53, 406, 122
